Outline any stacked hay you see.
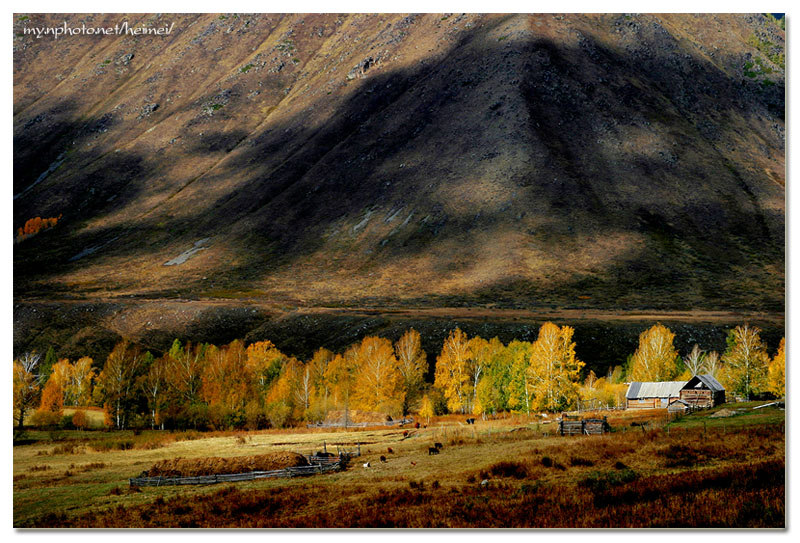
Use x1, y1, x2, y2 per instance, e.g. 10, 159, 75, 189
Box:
144, 451, 308, 477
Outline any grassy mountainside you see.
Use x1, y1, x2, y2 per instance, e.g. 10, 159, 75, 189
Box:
13, 14, 784, 360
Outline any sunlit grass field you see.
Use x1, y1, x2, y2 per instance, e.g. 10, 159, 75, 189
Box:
13, 404, 785, 527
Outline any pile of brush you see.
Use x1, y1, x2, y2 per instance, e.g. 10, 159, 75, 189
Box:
143, 452, 308, 477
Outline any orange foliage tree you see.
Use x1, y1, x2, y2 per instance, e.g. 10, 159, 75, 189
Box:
16, 215, 61, 240
39, 377, 64, 416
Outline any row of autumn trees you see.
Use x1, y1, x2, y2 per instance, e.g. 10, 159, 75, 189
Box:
13, 322, 785, 431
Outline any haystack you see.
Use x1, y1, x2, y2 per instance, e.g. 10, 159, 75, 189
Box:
144, 451, 308, 477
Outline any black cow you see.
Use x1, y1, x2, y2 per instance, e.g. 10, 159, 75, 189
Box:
434, 442, 443, 449
428, 447, 439, 455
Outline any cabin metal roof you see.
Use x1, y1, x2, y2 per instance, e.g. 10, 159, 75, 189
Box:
626, 381, 687, 399
683, 374, 725, 393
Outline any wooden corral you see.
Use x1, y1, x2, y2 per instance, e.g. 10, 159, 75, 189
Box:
558, 416, 611, 436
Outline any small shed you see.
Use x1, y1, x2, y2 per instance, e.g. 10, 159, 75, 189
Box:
558, 416, 611, 436
680, 374, 725, 408
667, 398, 692, 413
625, 381, 686, 409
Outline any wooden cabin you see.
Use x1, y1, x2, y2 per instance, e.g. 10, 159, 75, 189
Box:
625, 381, 686, 409
679, 374, 725, 408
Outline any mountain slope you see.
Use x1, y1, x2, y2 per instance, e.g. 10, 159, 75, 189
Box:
14, 13, 785, 313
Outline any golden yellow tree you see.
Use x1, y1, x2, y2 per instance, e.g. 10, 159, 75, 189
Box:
720, 324, 770, 400
395, 329, 427, 415
265, 358, 303, 427
629, 324, 681, 382
307, 347, 336, 421
527, 322, 584, 412
66, 356, 95, 406
245, 340, 286, 399
434, 328, 472, 413
351, 336, 402, 415
419, 394, 435, 424
767, 337, 785, 398
325, 353, 354, 413
49, 358, 74, 405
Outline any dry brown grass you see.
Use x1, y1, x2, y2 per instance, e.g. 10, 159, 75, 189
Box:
14, 407, 785, 528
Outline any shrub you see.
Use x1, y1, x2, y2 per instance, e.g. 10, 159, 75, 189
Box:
569, 456, 595, 467
71, 410, 89, 430
488, 461, 529, 479
29, 410, 61, 427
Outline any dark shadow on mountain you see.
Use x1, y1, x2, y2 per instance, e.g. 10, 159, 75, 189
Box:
13, 14, 785, 312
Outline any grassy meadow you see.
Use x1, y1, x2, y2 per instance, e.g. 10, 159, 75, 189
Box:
13, 403, 784, 528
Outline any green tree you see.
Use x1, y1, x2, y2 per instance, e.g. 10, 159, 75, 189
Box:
720, 324, 770, 400
506, 340, 535, 414
40, 346, 58, 385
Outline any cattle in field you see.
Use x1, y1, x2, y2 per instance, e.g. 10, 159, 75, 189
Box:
415, 422, 420, 429
363, 462, 371, 468
387, 447, 394, 454
380, 455, 387, 463
466, 418, 476, 424
428, 447, 439, 455
434, 442, 443, 449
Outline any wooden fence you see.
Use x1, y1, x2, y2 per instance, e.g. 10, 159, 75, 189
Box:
558, 417, 611, 436
306, 417, 414, 429
129, 453, 355, 487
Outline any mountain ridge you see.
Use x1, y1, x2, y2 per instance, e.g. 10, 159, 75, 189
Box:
14, 13, 785, 323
